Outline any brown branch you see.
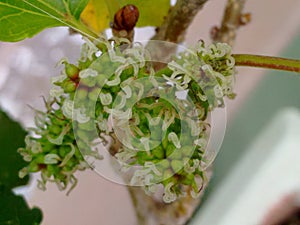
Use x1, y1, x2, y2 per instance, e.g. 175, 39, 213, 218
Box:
147, 0, 209, 70
212, 0, 248, 46
151, 0, 209, 43
127, 184, 205, 225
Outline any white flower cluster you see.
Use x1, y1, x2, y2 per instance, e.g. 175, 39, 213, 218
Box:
113, 41, 236, 203
168, 41, 236, 109
19, 37, 236, 202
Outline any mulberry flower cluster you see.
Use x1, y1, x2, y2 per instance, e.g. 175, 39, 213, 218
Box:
18, 37, 235, 202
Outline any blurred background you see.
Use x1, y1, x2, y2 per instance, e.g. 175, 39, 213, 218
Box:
0, 0, 300, 224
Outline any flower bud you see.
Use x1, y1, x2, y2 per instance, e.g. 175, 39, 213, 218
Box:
62, 79, 77, 93
171, 160, 183, 173
152, 146, 164, 159
65, 63, 79, 80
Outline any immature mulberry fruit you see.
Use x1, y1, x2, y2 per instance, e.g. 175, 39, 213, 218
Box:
19, 37, 235, 202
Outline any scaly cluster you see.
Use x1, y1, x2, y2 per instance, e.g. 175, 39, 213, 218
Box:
18, 37, 235, 202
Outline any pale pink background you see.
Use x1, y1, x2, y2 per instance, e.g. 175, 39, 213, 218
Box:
1, 0, 300, 224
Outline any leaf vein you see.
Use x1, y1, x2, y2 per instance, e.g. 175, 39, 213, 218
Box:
0, 2, 47, 17
23, 0, 65, 17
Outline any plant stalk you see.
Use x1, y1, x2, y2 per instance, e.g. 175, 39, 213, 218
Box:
233, 54, 300, 73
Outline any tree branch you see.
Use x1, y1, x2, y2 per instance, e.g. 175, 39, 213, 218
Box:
127, 183, 207, 225
147, 0, 209, 70
212, 0, 247, 46
151, 0, 209, 43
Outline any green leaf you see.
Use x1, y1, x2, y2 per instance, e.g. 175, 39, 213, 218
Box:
0, 185, 43, 225
0, 0, 90, 42
69, 0, 90, 20
0, 110, 28, 189
0, 111, 43, 224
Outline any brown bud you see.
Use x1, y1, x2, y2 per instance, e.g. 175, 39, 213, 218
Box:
239, 12, 252, 26
210, 26, 220, 40
113, 4, 139, 31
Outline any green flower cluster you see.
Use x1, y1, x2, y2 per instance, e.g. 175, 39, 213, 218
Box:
18, 37, 235, 202
115, 40, 236, 202
18, 39, 104, 193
